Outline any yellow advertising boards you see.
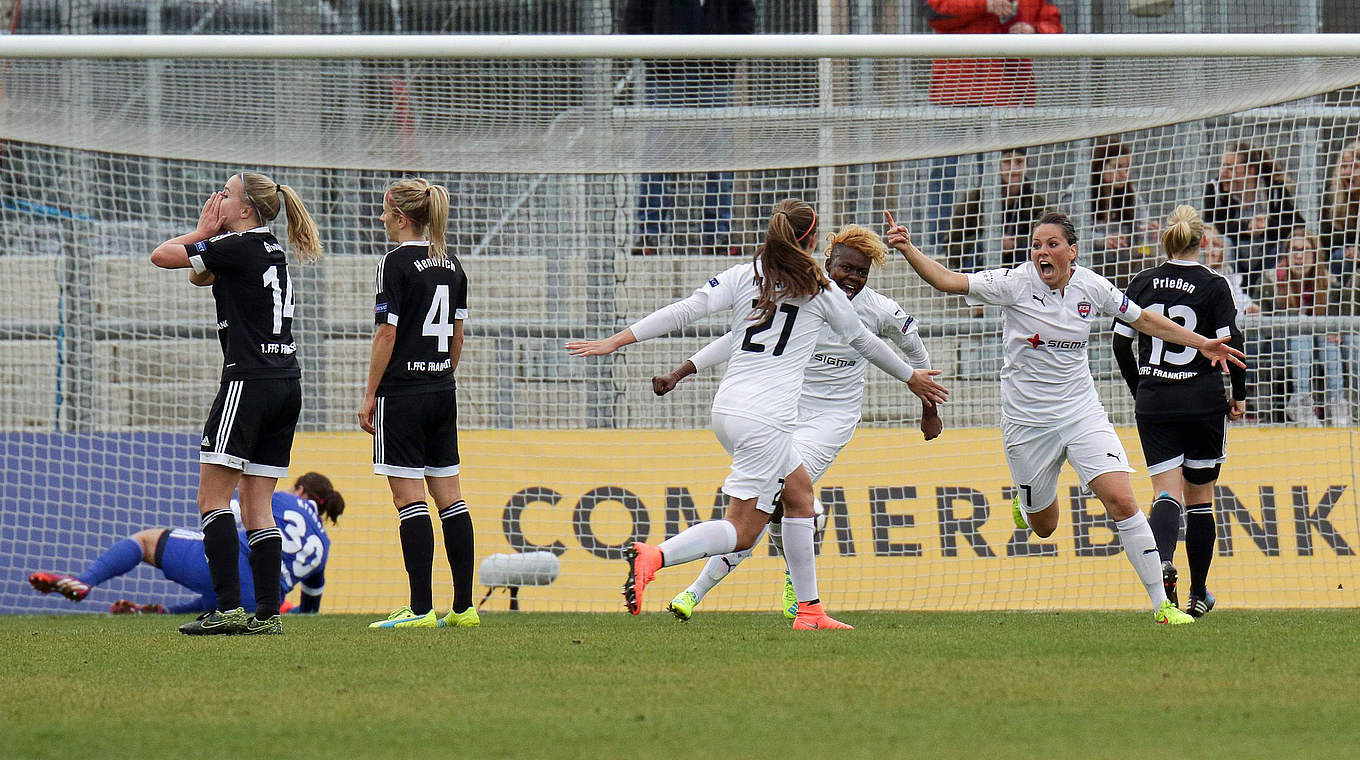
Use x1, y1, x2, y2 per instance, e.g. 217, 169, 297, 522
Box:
290, 427, 1360, 613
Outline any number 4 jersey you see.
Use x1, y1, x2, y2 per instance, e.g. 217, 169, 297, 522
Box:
374, 241, 469, 396
1113, 258, 1242, 419
187, 226, 301, 381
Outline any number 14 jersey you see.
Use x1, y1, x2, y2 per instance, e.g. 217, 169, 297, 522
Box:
374, 241, 469, 396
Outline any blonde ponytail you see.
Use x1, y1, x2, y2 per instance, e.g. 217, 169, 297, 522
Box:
1161, 204, 1204, 259
278, 184, 322, 263
240, 172, 323, 264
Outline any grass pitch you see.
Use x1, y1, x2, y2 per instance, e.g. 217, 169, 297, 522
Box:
3, 610, 1358, 759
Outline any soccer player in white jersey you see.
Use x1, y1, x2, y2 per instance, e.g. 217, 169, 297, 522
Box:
651, 224, 941, 621
888, 210, 1244, 624
568, 200, 949, 630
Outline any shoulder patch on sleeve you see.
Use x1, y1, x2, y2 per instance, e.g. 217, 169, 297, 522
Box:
193, 240, 207, 252
375, 302, 388, 314
708, 277, 720, 288
900, 314, 915, 334
1119, 294, 1130, 313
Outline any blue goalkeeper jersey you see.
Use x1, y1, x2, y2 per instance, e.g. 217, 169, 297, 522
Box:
234, 492, 331, 597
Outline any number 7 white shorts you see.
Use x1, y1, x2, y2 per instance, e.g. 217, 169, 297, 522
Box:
1003, 410, 1134, 513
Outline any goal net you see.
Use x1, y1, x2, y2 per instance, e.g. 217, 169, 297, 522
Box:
2, 2, 1359, 615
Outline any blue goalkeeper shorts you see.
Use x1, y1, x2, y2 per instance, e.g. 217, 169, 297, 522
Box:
154, 528, 257, 611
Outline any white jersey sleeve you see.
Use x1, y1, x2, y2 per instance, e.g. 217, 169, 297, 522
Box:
816, 283, 919, 384
629, 263, 748, 342
878, 298, 931, 370
1089, 272, 1143, 323
965, 266, 1030, 307
689, 332, 735, 372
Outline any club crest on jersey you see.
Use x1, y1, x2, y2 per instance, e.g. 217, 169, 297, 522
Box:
1076, 300, 1092, 318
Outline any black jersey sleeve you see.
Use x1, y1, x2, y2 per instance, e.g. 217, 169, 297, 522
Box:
454, 267, 469, 321
1112, 332, 1139, 397
186, 233, 250, 275
375, 254, 405, 327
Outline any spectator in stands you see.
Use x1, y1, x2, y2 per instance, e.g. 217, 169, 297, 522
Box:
1201, 224, 1258, 317
624, 0, 755, 255
923, 0, 1063, 249
943, 146, 1047, 273
1087, 137, 1158, 289
1321, 141, 1360, 424
1203, 141, 1304, 299
1265, 230, 1340, 425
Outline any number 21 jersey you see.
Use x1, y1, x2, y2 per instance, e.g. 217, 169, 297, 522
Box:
374, 241, 469, 396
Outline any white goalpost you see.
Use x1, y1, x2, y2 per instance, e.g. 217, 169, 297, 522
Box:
1, 31, 1357, 614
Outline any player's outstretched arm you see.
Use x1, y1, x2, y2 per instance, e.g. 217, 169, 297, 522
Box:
567, 328, 637, 358
883, 211, 969, 295
1129, 309, 1247, 371
653, 332, 733, 395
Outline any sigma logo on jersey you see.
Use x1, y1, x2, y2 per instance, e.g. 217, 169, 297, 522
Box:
1076, 301, 1092, 318
1025, 333, 1086, 350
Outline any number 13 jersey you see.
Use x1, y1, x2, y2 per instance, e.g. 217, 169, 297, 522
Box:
374, 241, 469, 396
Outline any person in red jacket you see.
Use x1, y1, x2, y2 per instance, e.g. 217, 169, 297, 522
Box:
925, 0, 1064, 107
924, 0, 1063, 253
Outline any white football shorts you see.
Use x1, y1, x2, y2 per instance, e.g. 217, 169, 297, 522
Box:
1003, 410, 1134, 513
712, 411, 801, 515
792, 402, 859, 485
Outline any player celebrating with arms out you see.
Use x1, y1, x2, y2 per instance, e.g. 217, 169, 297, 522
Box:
887, 210, 1244, 624
150, 172, 323, 635
653, 223, 941, 621
359, 178, 478, 630
1113, 205, 1246, 618
568, 199, 948, 630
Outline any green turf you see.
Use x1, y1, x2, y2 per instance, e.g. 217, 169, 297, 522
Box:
3, 610, 1358, 759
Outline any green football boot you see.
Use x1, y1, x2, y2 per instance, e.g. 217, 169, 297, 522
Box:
241, 614, 283, 635
1154, 599, 1195, 625
440, 607, 481, 628
179, 607, 249, 636
1012, 495, 1029, 530
368, 606, 439, 629
782, 571, 797, 620
668, 590, 698, 622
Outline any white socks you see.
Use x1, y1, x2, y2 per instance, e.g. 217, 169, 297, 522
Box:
688, 542, 759, 603
782, 517, 818, 603
1115, 511, 1168, 608
657, 519, 738, 567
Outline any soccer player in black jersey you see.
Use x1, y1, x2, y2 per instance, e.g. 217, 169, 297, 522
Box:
151, 171, 323, 635
358, 178, 477, 630
1113, 205, 1247, 618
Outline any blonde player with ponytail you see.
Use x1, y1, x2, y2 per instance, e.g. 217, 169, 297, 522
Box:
149, 171, 323, 635
358, 178, 478, 630
568, 199, 949, 630
1113, 205, 1247, 618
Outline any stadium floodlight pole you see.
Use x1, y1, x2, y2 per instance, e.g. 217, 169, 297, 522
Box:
4, 33, 1360, 60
